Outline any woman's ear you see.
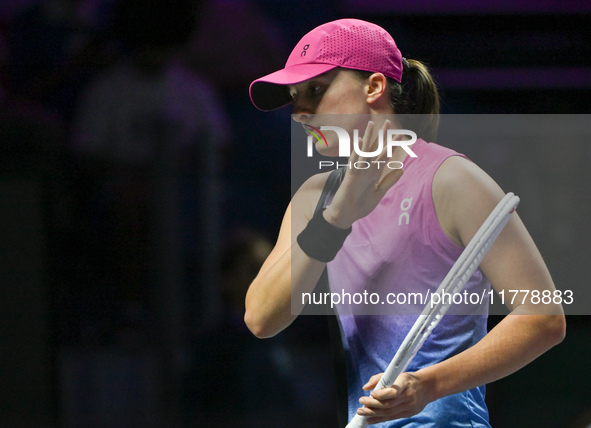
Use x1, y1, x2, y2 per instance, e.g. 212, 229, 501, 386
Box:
365, 72, 389, 108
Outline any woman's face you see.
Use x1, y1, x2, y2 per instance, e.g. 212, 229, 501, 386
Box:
289, 69, 372, 156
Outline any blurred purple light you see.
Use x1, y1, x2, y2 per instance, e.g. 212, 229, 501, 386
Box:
434, 67, 591, 89
343, 0, 591, 14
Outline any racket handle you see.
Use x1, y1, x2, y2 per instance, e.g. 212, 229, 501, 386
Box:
345, 414, 368, 428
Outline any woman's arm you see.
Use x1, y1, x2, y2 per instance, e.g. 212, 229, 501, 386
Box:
244, 174, 329, 338
357, 156, 566, 424
245, 121, 404, 338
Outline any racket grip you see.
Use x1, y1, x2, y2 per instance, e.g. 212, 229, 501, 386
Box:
345, 414, 368, 428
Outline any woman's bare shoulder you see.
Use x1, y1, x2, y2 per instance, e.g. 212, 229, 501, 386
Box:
433, 155, 505, 246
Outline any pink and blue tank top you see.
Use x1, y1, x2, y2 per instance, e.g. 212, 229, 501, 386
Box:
326, 139, 492, 427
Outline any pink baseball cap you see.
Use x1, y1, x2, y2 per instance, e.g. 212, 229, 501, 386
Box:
249, 18, 403, 111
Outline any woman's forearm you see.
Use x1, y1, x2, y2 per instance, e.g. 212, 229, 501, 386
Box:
417, 311, 566, 402
244, 242, 327, 338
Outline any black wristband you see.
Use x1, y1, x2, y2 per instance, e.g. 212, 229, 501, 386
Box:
297, 208, 352, 262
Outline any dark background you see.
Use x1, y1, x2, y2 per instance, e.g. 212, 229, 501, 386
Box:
0, 0, 589, 427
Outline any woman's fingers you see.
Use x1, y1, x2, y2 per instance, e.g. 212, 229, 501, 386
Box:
363, 373, 384, 391
358, 119, 390, 158
360, 120, 376, 155
356, 372, 429, 424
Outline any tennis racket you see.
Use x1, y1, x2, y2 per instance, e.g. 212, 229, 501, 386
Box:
345, 192, 520, 428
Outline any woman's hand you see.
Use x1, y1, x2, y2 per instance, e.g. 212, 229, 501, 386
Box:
356, 372, 433, 425
323, 120, 404, 229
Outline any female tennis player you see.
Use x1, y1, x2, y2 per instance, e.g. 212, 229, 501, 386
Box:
244, 19, 565, 427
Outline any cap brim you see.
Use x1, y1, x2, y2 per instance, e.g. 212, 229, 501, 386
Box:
249, 63, 338, 111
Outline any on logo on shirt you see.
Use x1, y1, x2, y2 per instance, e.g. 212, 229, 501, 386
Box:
398, 197, 413, 226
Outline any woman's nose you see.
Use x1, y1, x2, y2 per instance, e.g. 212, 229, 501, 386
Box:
293, 104, 313, 122
292, 97, 314, 123
292, 112, 311, 124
